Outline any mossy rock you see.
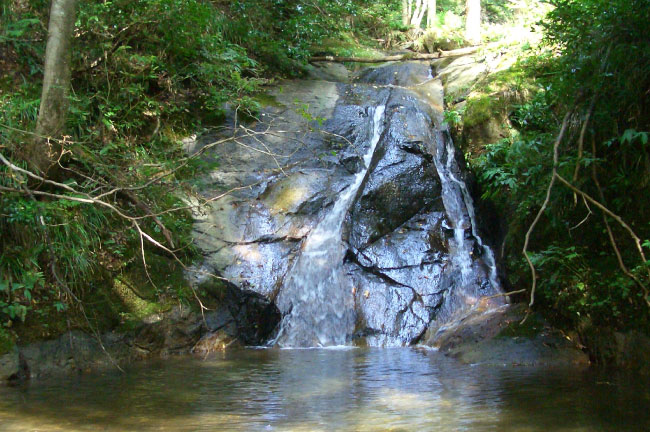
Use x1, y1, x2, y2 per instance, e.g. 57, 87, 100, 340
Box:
0, 328, 15, 356
496, 311, 545, 339
463, 95, 500, 128
420, 28, 466, 52
456, 91, 516, 154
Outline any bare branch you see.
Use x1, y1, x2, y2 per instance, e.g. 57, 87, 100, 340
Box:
483, 289, 526, 300
522, 112, 571, 308
554, 173, 650, 304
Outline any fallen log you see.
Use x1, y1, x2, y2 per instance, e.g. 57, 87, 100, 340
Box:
309, 43, 499, 63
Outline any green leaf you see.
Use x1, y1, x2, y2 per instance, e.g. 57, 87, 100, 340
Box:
621, 129, 636, 144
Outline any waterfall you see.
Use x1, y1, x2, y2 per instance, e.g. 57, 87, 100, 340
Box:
274, 105, 386, 347
191, 62, 507, 349
433, 129, 500, 290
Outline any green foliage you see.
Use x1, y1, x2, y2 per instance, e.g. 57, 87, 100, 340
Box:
0, 168, 108, 326
0, 17, 39, 43
0, 327, 15, 355
1, 0, 404, 339
294, 101, 325, 127
542, 0, 650, 130
443, 108, 462, 127
435, 0, 528, 25
470, 0, 650, 331
416, 12, 468, 52
350, 0, 404, 39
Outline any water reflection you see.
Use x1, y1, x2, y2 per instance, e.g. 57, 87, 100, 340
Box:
0, 348, 648, 431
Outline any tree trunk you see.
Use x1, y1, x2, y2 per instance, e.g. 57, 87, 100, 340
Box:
426, 0, 436, 28
310, 44, 494, 63
26, 0, 78, 175
465, 0, 481, 45
402, 0, 411, 26
411, 0, 427, 29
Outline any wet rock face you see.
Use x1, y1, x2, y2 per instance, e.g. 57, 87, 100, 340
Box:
343, 77, 498, 346
356, 62, 433, 87
346, 212, 450, 346
348, 88, 443, 248
190, 61, 503, 347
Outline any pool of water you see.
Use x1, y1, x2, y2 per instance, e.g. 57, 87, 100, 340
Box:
0, 348, 648, 431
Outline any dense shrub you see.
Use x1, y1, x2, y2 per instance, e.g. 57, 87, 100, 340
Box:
473, 0, 650, 330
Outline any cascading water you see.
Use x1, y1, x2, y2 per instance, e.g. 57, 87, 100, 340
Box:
432, 128, 500, 290
274, 105, 386, 347
193, 61, 504, 348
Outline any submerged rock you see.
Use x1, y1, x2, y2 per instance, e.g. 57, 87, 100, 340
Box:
0, 347, 19, 383
192, 330, 241, 354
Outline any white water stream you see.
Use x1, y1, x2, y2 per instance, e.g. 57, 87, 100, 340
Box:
275, 105, 386, 347
433, 128, 500, 290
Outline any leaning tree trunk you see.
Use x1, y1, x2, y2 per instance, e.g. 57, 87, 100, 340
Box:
426, 0, 436, 28
411, 0, 427, 29
465, 0, 481, 45
25, 0, 78, 175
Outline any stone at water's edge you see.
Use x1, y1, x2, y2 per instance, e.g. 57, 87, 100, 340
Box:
192, 330, 242, 354
189, 60, 504, 347
429, 303, 589, 367
0, 290, 277, 384
580, 327, 650, 375
0, 306, 205, 383
0, 347, 19, 382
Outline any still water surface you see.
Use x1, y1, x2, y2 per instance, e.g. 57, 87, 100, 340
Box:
0, 348, 648, 431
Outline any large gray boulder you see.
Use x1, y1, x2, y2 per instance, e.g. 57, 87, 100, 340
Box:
189, 60, 504, 347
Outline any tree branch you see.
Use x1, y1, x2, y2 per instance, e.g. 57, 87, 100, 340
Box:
522, 112, 571, 307
554, 173, 650, 304
309, 44, 498, 63
571, 95, 597, 205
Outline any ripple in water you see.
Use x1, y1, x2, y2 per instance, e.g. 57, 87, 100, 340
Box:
0, 349, 648, 431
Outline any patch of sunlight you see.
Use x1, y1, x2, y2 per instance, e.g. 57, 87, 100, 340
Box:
234, 244, 263, 262
269, 184, 309, 213
412, 80, 444, 115
112, 278, 161, 318
375, 388, 441, 411
285, 377, 351, 402
464, 294, 479, 306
